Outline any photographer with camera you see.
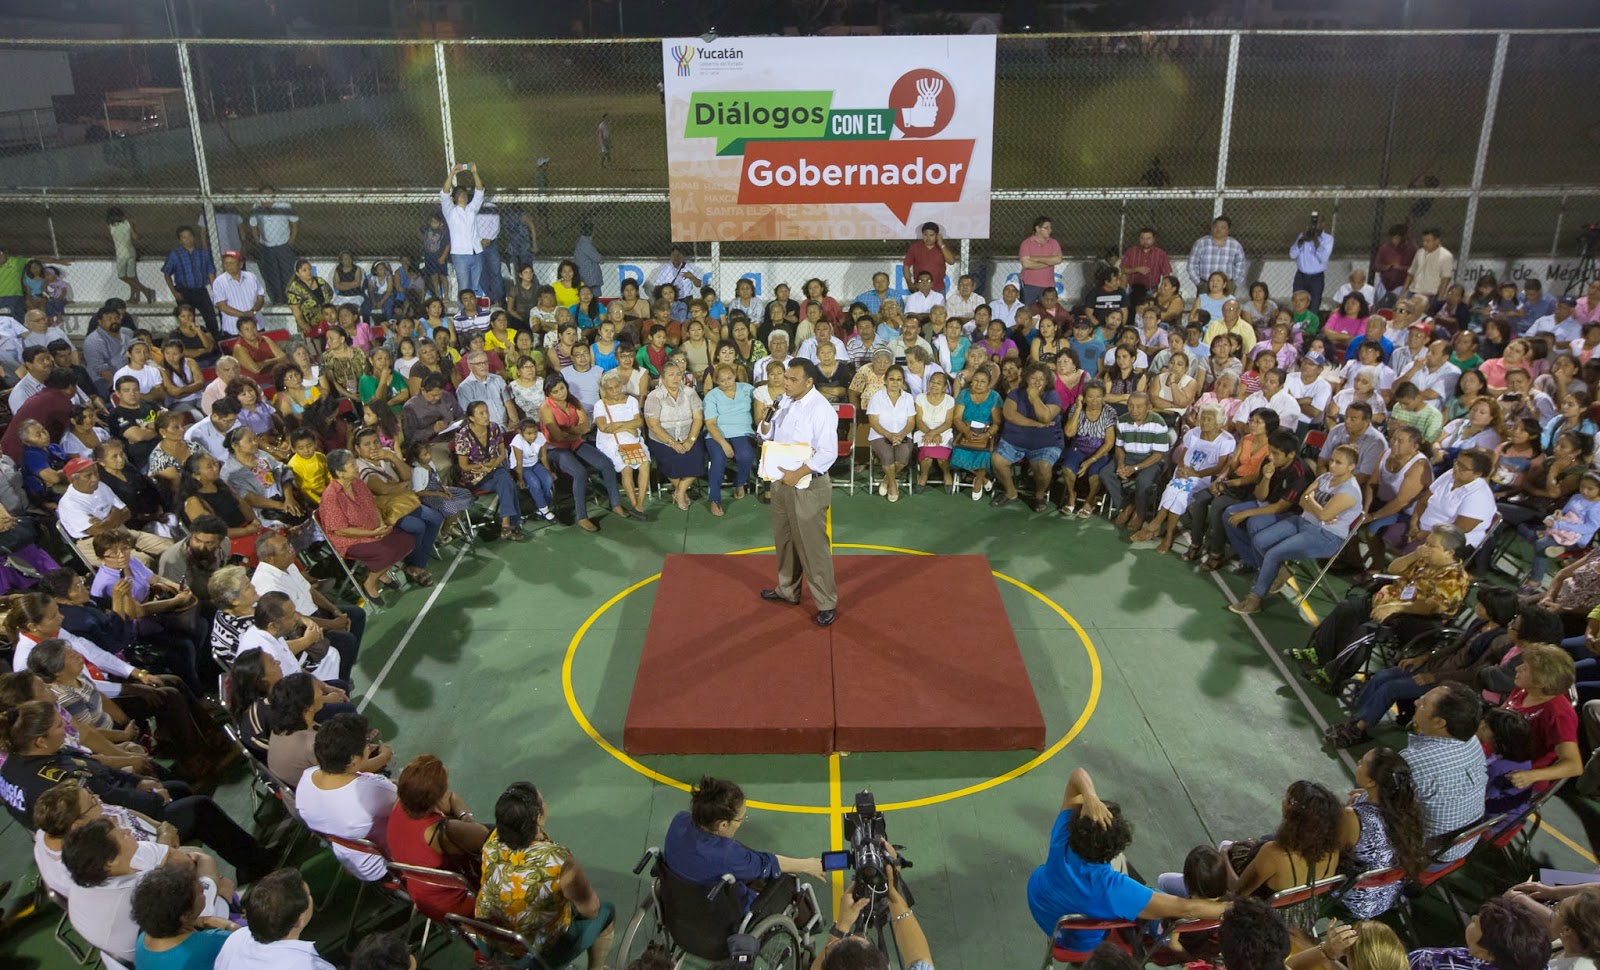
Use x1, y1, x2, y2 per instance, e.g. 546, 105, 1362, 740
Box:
1028, 767, 1230, 952
813, 845, 931, 970
1290, 213, 1334, 313
663, 776, 825, 918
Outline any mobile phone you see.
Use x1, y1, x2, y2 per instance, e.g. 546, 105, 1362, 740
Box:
822, 850, 852, 872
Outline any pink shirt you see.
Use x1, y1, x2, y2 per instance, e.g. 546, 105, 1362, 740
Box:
1575, 297, 1600, 326
1324, 312, 1367, 339
1018, 236, 1062, 289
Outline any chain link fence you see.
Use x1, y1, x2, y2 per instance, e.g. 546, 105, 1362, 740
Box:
0, 33, 1596, 273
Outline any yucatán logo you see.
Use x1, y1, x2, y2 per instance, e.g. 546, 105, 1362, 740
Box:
672, 45, 743, 76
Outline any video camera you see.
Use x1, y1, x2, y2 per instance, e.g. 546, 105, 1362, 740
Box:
823, 790, 914, 931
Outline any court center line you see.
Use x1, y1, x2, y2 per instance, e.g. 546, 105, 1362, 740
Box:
829, 752, 844, 921
356, 543, 469, 714
1223, 571, 1599, 866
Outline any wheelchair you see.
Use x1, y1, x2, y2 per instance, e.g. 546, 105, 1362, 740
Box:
615, 846, 822, 970
1297, 575, 1478, 706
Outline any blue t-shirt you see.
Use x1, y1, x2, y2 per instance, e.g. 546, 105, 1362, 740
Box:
136, 928, 232, 969
1026, 810, 1155, 950
703, 382, 756, 439
662, 810, 781, 912
1001, 388, 1064, 451
1069, 338, 1106, 377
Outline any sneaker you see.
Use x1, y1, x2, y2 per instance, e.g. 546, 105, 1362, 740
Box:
1229, 561, 1258, 577
538, 507, 556, 521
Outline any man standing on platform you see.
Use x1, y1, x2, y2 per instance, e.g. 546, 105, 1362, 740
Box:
760, 359, 839, 627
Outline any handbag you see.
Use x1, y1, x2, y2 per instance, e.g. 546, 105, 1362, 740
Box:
603, 401, 648, 465
374, 487, 421, 525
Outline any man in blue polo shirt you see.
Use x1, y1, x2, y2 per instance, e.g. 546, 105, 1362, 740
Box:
1027, 766, 1228, 952
663, 776, 825, 915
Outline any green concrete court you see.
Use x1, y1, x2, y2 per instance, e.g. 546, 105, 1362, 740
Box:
2, 488, 1597, 967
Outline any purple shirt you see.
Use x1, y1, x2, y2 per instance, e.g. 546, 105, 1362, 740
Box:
91, 557, 154, 603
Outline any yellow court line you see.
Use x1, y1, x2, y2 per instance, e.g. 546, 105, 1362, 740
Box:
829, 752, 845, 919
560, 544, 1102, 813
827, 505, 833, 551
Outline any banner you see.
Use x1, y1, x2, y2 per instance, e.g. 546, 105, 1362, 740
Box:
661, 35, 995, 243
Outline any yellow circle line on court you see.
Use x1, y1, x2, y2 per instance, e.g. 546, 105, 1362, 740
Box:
560, 543, 1103, 814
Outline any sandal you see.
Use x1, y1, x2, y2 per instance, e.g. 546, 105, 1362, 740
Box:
405, 568, 435, 587
675, 493, 691, 511
710, 501, 725, 517
1182, 546, 1204, 563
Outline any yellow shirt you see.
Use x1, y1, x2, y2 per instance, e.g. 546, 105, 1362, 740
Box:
552, 282, 580, 307
484, 328, 518, 354
288, 452, 331, 503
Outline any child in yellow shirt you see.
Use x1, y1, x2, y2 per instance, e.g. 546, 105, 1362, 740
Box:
287, 428, 330, 503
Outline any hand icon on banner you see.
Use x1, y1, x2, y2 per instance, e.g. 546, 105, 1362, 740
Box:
900, 76, 943, 129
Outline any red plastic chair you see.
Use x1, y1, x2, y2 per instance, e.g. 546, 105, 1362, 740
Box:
1041, 916, 1141, 968
832, 403, 857, 493
388, 860, 476, 954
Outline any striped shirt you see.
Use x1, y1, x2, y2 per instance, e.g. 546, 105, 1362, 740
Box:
161, 246, 216, 288
1115, 417, 1169, 458
1388, 403, 1443, 443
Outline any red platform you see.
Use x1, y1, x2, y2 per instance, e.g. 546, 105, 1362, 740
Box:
622, 554, 1047, 755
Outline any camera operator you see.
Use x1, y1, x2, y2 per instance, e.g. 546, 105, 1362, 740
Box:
812, 850, 931, 970
662, 776, 824, 917
1290, 213, 1334, 313
1028, 767, 1230, 952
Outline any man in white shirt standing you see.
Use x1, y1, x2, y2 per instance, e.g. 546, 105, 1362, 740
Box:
760, 360, 839, 626
215, 868, 335, 970
245, 194, 298, 304
440, 162, 486, 297
1404, 228, 1455, 302
649, 244, 706, 295
209, 252, 265, 338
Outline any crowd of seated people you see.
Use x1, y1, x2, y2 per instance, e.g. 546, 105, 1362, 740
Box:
5, 205, 1600, 968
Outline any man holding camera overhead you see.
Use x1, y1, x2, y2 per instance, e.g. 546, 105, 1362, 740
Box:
1290, 213, 1335, 313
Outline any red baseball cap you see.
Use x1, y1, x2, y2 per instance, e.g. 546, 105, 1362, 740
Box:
223, 250, 243, 260
63, 456, 97, 477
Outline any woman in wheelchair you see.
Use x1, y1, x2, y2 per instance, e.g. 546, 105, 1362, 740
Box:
1321, 584, 1520, 750
663, 776, 825, 917
478, 781, 615, 970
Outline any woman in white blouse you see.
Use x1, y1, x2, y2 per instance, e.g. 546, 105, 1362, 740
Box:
914, 370, 956, 489
866, 365, 917, 503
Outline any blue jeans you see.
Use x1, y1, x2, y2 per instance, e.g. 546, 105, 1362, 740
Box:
1293, 269, 1326, 313
707, 434, 757, 502
1354, 665, 1430, 728
472, 466, 522, 527
520, 462, 555, 509
1527, 534, 1571, 582
550, 443, 621, 514
476, 243, 503, 303
1248, 517, 1348, 598
396, 504, 444, 568
1224, 502, 1288, 565
451, 252, 482, 296
1577, 658, 1600, 706
1020, 283, 1052, 306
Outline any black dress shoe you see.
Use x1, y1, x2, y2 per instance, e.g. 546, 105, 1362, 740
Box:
814, 609, 836, 627
760, 589, 800, 605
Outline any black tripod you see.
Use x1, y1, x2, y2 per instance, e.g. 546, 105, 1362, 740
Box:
1565, 232, 1598, 297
